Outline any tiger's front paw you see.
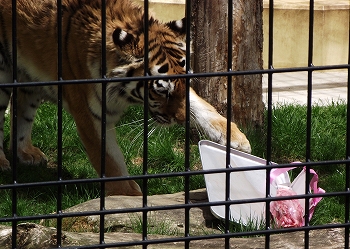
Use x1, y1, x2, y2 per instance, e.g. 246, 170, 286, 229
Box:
214, 122, 252, 154
106, 180, 143, 196
229, 122, 251, 154
0, 154, 11, 171
17, 145, 48, 166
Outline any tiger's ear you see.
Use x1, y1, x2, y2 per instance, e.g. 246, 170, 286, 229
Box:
112, 28, 134, 48
166, 17, 186, 38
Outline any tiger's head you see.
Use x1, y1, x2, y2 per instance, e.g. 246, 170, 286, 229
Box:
108, 18, 188, 125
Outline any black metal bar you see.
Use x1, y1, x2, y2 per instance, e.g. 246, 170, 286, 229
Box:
184, 0, 192, 248
265, 0, 274, 247
11, 0, 18, 248
99, 0, 108, 247
225, 0, 234, 248
142, 0, 150, 247
0, 64, 349, 89
0, 159, 347, 191
304, 0, 315, 247
0, 189, 344, 224
36, 222, 350, 249
56, 0, 63, 247
345, 16, 350, 248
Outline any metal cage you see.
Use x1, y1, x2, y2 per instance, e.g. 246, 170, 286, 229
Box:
0, 0, 349, 248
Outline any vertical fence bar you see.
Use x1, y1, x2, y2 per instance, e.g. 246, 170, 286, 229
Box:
184, 0, 191, 248
225, 0, 233, 248
56, 0, 63, 247
345, 21, 350, 249
265, 0, 274, 247
11, 0, 18, 248
100, 0, 107, 246
305, 0, 315, 248
142, 0, 149, 247
306, 0, 315, 161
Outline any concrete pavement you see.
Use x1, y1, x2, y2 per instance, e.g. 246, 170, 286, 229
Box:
262, 70, 348, 106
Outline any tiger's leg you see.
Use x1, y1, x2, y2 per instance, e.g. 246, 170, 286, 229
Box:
0, 88, 11, 170
78, 121, 142, 196
68, 99, 142, 196
10, 88, 48, 165
189, 88, 252, 153
103, 125, 142, 196
0, 52, 12, 170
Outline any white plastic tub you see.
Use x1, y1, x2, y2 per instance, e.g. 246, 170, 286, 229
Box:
198, 140, 290, 225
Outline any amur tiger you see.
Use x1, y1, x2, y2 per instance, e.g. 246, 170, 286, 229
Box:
0, 0, 251, 196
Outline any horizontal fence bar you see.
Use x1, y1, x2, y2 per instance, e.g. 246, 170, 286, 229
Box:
18, 222, 349, 249
0, 159, 348, 190
0, 189, 348, 223
0, 64, 349, 89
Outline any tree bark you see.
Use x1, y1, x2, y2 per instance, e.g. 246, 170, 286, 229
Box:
191, 0, 264, 128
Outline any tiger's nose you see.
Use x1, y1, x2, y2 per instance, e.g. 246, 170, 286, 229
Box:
175, 112, 186, 124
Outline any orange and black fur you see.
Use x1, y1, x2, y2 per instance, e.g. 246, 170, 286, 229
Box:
0, 0, 251, 195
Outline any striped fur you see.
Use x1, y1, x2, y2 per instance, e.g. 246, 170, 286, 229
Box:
0, 0, 251, 196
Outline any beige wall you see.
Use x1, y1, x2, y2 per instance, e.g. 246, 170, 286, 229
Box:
135, 0, 184, 22
136, 0, 349, 69
263, 8, 349, 68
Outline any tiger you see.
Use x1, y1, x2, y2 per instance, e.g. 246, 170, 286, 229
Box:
0, 0, 251, 196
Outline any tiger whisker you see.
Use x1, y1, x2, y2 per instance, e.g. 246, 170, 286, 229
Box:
147, 126, 157, 138
189, 109, 209, 139
128, 118, 156, 146
118, 118, 145, 127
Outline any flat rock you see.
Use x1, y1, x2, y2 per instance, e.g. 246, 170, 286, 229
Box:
61, 188, 220, 235
0, 223, 346, 249
0, 189, 347, 248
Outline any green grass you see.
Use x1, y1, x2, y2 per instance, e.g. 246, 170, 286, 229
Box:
0, 101, 348, 234
218, 216, 266, 236
126, 213, 180, 236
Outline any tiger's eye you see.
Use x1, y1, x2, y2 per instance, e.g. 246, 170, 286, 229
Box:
157, 63, 169, 74
179, 60, 186, 67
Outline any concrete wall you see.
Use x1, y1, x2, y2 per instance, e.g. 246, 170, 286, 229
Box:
136, 0, 349, 69
263, 0, 349, 68
135, 0, 185, 23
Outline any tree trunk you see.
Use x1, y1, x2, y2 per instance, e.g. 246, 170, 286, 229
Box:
191, 0, 264, 128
